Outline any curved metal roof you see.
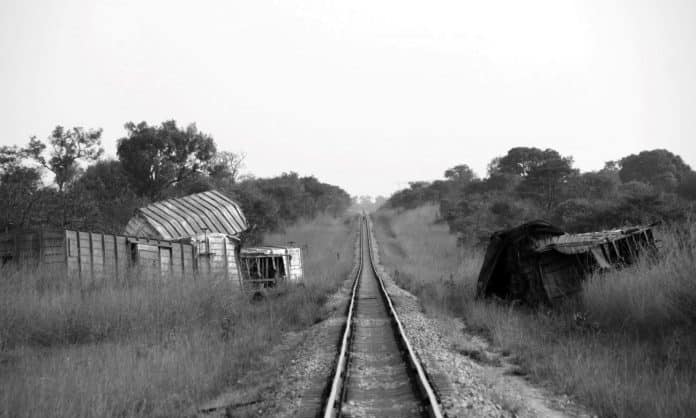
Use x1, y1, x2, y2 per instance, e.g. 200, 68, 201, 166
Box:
126, 190, 248, 240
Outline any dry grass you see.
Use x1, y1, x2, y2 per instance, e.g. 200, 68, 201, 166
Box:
374, 205, 696, 418
0, 215, 356, 418
373, 206, 481, 316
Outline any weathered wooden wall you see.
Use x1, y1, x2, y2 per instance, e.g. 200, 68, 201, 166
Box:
1, 230, 66, 267
287, 247, 303, 281
1, 229, 242, 286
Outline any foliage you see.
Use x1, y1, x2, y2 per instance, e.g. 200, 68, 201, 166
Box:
619, 149, 692, 192
66, 160, 145, 233
1, 120, 351, 235
224, 173, 352, 243
385, 147, 696, 244
0, 166, 42, 230
25, 126, 104, 192
116, 120, 216, 199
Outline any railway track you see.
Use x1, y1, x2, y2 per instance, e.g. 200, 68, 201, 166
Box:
321, 216, 444, 418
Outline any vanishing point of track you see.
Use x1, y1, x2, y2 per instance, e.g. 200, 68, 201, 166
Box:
321, 216, 444, 418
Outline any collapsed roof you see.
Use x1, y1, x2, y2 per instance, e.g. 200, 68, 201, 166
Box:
476, 221, 657, 305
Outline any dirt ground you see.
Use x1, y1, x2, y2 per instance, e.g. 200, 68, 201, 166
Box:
198, 227, 595, 418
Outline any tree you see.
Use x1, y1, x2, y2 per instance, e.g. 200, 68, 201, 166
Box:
490, 147, 558, 177
566, 171, 619, 201
25, 126, 103, 192
619, 149, 692, 192
0, 165, 42, 230
69, 160, 144, 233
117, 120, 216, 199
0, 145, 23, 170
444, 164, 477, 183
207, 151, 245, 184
519, 155, 576, 213
677, 171, 696, 201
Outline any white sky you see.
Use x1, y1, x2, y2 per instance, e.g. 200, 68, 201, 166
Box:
1, 0, 695, 197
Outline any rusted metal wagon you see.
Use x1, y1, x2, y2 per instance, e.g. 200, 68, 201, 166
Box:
477, 221, 658, 306
239, 245, 303, 289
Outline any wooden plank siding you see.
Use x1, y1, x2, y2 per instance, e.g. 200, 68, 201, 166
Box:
1, 229, 243, 286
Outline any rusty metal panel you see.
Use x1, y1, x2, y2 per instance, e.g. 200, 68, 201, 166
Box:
123, 190, 247, 240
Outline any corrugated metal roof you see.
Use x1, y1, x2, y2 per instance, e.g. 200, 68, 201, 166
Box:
127, 190, 248, 240
533, 225, 654, 254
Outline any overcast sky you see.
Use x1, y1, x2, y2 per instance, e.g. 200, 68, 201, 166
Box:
1, 0, 695, 197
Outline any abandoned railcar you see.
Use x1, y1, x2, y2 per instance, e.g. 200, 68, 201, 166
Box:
0, 228, 199, 283
124, 190, 248, 281
1, 190, 250, 285
239, 245, 303, 288
476, 221, 658, 305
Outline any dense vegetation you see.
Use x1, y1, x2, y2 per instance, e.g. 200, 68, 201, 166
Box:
385, 147, 696, 244
0, 121, 352, 241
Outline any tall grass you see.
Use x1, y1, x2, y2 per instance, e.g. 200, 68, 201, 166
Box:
373, 205, 481, 315
374, 206, 696, 418
0, 215, 356, 418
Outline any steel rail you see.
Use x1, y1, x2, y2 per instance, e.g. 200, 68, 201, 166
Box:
364, 216, 444, 418
322, 215, 364, 418
322, 215, 444, 418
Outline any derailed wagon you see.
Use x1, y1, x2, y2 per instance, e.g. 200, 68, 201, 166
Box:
476, 221, 658, 306
239, 245, 303, 289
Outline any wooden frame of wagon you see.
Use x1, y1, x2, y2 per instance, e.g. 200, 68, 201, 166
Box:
239, 245, 303, 289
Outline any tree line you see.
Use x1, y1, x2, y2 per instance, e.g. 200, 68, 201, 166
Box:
384, 147, 696, 245
0, 121, 351, 242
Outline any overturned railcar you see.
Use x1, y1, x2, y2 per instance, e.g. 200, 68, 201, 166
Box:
239, 245, 303, 289
476, 221, 657, 306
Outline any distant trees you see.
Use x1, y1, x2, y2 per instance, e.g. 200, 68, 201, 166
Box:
385, 147, 696, 245
444, 164, 477, 184
1, 120, 352, 235
619, 149, 691, 192
226, 173, 352, 243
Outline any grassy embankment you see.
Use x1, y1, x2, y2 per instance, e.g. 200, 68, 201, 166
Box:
0, 215, 356, 418
374, 205, 696, 418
